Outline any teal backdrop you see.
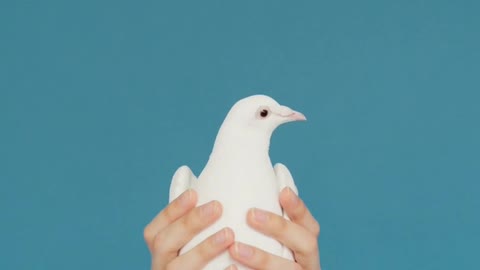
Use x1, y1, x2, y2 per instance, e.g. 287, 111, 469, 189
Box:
1, 1, 479, 269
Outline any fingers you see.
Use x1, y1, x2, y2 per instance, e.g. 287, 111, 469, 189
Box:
144, 189, 197, 251
224, 265, 238, 270
247, 208, 318, 255
152, 200, 222, 264
167, 227, 235, 269
247, 208, 320, 269
229, 242, 301, 270
280, 187, 320, 237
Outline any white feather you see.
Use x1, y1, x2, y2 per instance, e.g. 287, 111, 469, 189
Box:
169, 165, 196, 202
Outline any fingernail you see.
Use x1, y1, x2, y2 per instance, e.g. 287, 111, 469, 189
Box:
253, 208, 268, 223
214, 229, 226, 245
180, 190, 191, 207
201, 201, 217, 217
235, 242, 253, 258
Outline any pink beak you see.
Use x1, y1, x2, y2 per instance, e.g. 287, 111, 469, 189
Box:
289, 111, 307, 121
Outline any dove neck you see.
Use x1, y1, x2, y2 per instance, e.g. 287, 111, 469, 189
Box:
209, 128, 272, 163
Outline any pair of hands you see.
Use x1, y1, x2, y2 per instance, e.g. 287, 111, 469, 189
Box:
144, 187, 321, 270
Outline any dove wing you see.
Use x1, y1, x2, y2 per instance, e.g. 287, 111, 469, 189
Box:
274, 163, 298, 195
169, 165, 196, 203
274, 163, 298, 260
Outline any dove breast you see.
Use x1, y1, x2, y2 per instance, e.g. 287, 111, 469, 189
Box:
180, 157, 283, 269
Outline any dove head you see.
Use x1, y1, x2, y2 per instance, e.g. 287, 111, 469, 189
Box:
224, 95, 306, 133
211, 95, 306, 157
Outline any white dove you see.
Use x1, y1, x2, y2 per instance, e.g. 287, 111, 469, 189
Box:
169, 94, 306, 270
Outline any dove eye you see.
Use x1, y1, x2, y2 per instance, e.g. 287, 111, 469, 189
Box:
259, 109, 269, 118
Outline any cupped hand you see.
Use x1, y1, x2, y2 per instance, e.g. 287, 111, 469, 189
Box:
228, 187, 321, 270
143, 190, 235, 270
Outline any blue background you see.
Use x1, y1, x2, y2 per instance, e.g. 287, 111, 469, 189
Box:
1, 1, 479, 269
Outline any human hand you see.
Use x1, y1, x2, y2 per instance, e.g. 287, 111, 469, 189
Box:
228, 187, 321, 270
143, 189, 235, 270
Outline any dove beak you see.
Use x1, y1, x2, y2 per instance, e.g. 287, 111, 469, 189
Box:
276, 105, 307, 122
288, 110, 307, 121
